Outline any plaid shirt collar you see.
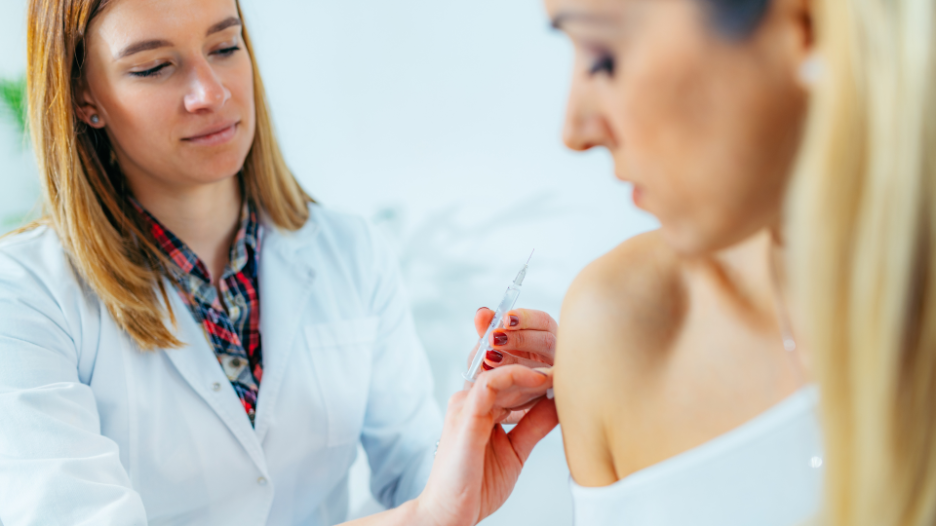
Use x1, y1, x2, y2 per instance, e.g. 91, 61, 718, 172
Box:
130, 198, 261, 287
130, 197, 266, 427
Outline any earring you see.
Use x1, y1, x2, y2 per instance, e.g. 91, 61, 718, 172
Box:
798, 53, 823, 87
90, 114, 100, 125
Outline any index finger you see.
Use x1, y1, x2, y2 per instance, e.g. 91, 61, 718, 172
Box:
501, 309, 559, 334
474, 307, 495, 338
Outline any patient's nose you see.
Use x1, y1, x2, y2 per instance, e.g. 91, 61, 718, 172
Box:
562, 78, 613, 152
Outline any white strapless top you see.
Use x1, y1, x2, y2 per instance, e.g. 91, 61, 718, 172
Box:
571, 386, 823, 526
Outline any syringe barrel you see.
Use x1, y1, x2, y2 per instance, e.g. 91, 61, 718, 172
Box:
464, 284, 523, 382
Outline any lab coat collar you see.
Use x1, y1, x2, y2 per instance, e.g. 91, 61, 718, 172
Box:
162, 208, 321, 471
253, 212, 320, 444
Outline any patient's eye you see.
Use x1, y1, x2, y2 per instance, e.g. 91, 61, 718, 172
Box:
589, 54, 616, 77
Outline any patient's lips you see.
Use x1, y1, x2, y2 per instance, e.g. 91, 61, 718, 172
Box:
632, 184, 645, 209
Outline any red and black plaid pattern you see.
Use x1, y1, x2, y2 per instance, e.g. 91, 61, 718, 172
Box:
134, 199, 264, 427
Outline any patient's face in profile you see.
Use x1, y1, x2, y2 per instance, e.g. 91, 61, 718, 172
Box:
76, 0, 256, 193
548, 0, 808, 254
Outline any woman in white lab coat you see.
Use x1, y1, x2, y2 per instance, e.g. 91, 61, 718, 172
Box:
0, 0, 557, 524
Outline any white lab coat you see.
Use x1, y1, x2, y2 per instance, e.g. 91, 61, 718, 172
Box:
0, 204, 443, 526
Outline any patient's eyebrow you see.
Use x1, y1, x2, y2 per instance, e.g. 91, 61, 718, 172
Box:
206, 17, 241, 36
115, 17, 241, 59
551, 11, 620, 31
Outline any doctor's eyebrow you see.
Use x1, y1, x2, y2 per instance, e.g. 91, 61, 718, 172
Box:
116, 17, 243, 59
206, 17, 242, 36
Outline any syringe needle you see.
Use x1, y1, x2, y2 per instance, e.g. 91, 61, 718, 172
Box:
526, 249, 535, 265
464, 251, 535, 381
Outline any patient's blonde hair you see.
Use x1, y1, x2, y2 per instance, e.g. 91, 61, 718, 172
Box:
788, 0, 936, 522
25, 0, 311, 350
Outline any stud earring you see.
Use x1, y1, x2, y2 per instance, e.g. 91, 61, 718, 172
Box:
798, 53, 823, 87
90, 114, 100, 125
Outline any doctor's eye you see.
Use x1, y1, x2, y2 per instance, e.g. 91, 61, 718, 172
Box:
130, 63, 169, 78
589, 54, 616, 77
214, 46, 241, 58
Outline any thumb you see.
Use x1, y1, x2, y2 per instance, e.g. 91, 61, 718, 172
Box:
475, 307, 495, 338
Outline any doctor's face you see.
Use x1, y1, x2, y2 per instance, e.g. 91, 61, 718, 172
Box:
546, 0, 809, 255
77, 0, 256, 194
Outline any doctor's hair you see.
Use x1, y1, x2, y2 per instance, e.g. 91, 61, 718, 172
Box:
787, 0, 936, 522
25, 0, 312, 350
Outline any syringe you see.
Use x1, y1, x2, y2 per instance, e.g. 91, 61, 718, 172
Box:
464, 251, 534, 382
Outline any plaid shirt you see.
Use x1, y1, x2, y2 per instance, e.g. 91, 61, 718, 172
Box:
135, 200, 264, 427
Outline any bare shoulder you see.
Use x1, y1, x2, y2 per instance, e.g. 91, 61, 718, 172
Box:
559, 230, 686, 373
564, 230, 685, 347
555, 230, 688, 485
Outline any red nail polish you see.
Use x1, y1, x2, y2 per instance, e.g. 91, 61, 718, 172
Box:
486, 350, 504, 363
482, 362, 494, 371
493, 331, 508, 346
508, 315, 520, 328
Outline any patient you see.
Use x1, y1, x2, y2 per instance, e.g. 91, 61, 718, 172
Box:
541, 0, 822, 523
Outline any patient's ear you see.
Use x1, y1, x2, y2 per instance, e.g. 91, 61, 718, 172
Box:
780, 0, 818, 90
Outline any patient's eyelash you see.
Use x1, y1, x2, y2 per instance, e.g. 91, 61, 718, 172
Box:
589, 54, 616, 77
130, 64, 168, 78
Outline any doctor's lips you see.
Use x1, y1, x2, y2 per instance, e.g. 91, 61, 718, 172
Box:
182, 120, 239, 146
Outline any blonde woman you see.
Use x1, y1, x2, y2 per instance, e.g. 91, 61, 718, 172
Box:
787, 0, 936, 523
0, 0, 559, 524
540, 0, 824, 523
543, 0, 936, 523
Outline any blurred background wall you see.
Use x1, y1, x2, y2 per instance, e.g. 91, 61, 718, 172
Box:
0, 0, 658, 524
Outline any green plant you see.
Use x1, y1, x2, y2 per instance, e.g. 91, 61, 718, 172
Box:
0, 76, 28, 139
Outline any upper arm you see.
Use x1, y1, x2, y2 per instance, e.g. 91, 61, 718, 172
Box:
353, 221, 442, 507
554, 232, 685, 487
0, 244, 148, 524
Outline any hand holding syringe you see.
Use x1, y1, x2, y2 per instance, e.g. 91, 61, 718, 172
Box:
465, 253, 558, 386
464, 252, 534, 381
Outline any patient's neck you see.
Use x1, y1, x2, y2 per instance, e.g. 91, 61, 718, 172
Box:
708, 229, 779, 324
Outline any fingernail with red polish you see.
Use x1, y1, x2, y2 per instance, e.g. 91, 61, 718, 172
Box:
508, 315, 520, 328
477, 306, 489, 313
482, 362, 494, 371
486, 350, 504, 363
493, 331, 508, 346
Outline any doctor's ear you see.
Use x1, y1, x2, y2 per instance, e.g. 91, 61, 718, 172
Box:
74, 83, 106, 129
76, 103, 105, 128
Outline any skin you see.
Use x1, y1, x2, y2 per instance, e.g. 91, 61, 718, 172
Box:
352, 366, 559, 526
545, 0, 814, 486
72, 1, 561, 523
78, 0, 253, 283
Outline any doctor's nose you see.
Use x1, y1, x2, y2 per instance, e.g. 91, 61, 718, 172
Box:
184, 60, 231, 114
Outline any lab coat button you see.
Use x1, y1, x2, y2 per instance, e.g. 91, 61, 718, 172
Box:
211, 382, 221, 392
257, 477, 268, 486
